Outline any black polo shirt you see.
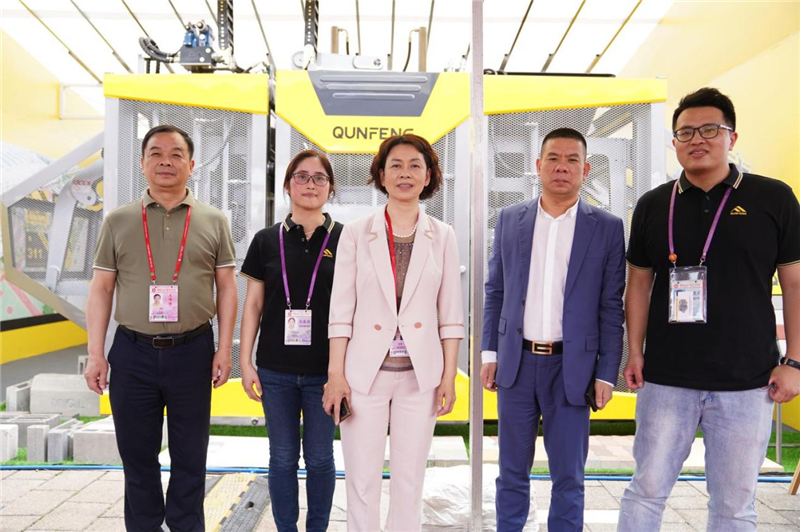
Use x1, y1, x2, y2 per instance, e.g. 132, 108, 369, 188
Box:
240, 213, 343, 375
627, 164, 800, 391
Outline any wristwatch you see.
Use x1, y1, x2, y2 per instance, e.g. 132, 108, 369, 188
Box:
780, 357, 800, 371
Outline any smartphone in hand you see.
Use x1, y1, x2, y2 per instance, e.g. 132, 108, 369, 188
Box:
339, 397, 352, 422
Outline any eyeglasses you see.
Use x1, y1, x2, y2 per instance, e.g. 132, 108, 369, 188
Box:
673, 123, 733, 143
292, 173, 330, 186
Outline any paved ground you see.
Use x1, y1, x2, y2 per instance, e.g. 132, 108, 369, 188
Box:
2, 468, 799, 531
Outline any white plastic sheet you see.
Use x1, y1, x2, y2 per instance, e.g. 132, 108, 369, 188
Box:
422, 464, 539, 531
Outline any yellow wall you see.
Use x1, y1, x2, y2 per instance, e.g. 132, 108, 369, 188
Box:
0, 30, 103, 158
621, 3, 800, 191
706, 32, 800, 191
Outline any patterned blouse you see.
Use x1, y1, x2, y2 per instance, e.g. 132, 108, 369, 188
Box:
380, 230, 415, 372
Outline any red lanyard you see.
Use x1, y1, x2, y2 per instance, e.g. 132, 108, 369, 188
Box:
142, 201, 192, 285
384, 208, 398, 294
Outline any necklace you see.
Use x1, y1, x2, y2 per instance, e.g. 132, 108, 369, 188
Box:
386, 221, 417, 239
304, 230, 314, 238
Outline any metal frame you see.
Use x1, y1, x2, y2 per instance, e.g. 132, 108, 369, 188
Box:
59, 84, 104, 120
453, 122, 471, 372
2, 133, 103, 208
250, 114, 269, 229
469, 1, 485, 527
103, 98, 121, 212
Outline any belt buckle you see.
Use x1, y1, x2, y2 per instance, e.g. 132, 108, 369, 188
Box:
152, 336, 174, 349
533, 342, 553, 355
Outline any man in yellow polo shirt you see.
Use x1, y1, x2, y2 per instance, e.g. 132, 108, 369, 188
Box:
84, 124, 237, 532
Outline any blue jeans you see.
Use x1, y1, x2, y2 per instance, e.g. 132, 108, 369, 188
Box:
258, 368, 336, 532
618, 382, 774, 532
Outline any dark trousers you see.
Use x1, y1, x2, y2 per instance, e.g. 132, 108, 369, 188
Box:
108, 326, 214, 532
496, 352, 590, 532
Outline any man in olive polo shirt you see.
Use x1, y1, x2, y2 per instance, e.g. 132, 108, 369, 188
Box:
84, 124, 237, 532
618, 88, 800, 531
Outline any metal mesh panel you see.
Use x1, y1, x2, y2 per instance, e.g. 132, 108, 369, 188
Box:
116, 100, 257, 378
487, 104, 653, 392
286, 129, 458, 225
5, 158, 104, 314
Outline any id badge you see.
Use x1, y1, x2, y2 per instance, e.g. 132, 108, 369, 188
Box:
389, 329, 409, 358
285, 309, 312, 346
668, 266, 707, 324
149, 285, 178, 322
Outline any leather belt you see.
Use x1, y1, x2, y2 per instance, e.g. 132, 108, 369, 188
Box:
523, 339, 563, 355
119, 322, 211, 349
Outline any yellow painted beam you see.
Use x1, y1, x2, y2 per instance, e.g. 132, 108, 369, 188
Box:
104, 74, 269, 115
0, 321, 87, 364
485, 76, 667, 115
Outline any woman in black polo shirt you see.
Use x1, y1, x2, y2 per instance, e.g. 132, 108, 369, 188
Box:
239, 150, 343, 532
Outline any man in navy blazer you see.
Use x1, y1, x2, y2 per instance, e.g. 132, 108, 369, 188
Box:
481, 128, 626, 532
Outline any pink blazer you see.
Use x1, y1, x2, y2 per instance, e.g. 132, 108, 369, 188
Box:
329, 208, 465, 394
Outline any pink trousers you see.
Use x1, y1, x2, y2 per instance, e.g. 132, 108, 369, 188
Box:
340, 369, 438, 532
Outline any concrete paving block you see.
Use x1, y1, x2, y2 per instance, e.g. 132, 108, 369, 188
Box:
26, 424, 50, 462
0, 413, 60, 447
38, 470, 105, 491
77, 355, 89, 375
47, 419, 84, 462
7, 470, 57, 480
27, 501, 109, 530
30, 373, 99, 417
69, 479, 124, 504
6, 380, 32, 412
73, 418, 122, 465
1, 424, 19, 461
0, 479, 46, 505
72, 416, 167, 465
85, 517, 127, 531
0, 489, 74, 516
101, 498, 125, 518
0, 515, 39, 532
430, 435, 469, 466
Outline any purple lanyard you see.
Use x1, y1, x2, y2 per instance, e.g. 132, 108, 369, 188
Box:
668, 178, 732, 267
279, 226, 332, 310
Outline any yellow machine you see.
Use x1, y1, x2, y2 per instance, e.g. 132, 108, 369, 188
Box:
98, 71, 666, 420
5, 70, 666, 421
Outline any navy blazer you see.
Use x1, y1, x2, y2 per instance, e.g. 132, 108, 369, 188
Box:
482, 198, 626, 406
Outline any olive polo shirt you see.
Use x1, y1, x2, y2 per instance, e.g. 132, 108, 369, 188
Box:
93, 189, 236, 335
627, 164, 800, 391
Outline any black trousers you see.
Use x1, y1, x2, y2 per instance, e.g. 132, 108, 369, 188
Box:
108, 326, 214, 532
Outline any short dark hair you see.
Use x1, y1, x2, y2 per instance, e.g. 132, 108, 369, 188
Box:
368, 134, 442, 201
541, 128, 587, 157
283, 150, 336, 198
672, 87, 736, 131
141, 124, 194, 160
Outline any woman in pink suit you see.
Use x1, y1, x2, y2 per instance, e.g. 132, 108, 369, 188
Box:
323, 134, 464, 531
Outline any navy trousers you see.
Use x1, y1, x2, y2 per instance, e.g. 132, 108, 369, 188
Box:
108, 326, 214, 532
496, 352, 590, 532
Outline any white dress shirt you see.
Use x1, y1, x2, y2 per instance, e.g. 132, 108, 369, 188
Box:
523, 196, 579, 342
482, 198, 613, 387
